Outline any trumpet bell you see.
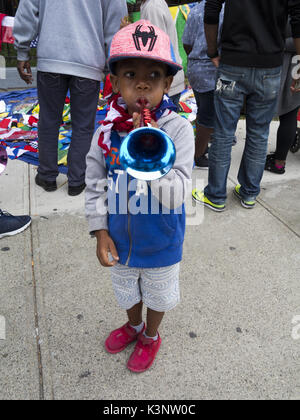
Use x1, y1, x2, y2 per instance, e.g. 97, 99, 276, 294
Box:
0, 145, 8, 176
119, 126, 176, 181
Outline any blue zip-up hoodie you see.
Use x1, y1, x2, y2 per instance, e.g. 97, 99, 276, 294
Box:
85, 111, 194, 268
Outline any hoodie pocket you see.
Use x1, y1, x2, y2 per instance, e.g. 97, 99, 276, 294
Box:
131, 213, 179, 256
109, 213, 129, 252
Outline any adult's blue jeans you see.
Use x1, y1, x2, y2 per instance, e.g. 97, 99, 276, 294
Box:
37, 72, 100, 186
205, 64, 282, 204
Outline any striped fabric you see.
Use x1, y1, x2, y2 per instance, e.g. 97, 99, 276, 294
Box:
1, 16, 38, 47
110, 263, 180, 312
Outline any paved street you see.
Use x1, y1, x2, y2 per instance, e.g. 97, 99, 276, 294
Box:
0, 120, 299, 400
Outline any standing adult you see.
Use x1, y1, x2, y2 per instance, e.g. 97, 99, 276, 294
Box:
182, 0, 224, 168
265, 21, 300, 175
192, 0, 300, 211
13, 0, 128, 196
139, 0, 185, 110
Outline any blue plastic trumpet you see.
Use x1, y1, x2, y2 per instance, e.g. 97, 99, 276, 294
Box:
119, 103, 176, 181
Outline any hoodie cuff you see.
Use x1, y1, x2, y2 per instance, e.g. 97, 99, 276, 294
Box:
88, 216, 108, 235
17, 50, 30, 61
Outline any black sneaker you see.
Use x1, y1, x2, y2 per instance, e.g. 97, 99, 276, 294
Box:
290, 129, 300, 153
0, 210, 31, 239
265, 154, 285, 174
194, 154, 209, 169
35, 173, 57, 192
68, 183, 86, 196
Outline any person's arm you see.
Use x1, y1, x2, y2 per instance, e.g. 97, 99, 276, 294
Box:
204, 0, 224, 67
102, 0, 128, 58
13, 0, 39, 84
85, 128, 119, 267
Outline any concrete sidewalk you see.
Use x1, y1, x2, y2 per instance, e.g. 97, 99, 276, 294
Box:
0, 120, 299, 400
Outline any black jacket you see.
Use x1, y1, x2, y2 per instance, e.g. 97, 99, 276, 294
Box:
204, 0, 300, 68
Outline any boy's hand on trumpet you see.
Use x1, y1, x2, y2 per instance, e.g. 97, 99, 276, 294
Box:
132, 112, 158, 130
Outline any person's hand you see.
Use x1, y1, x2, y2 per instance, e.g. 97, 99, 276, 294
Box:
132, 112, 158, 129
291, 77, 300, 93
211, 56, 220, 68
17, 60, 33, 84
95, 230, 119, 267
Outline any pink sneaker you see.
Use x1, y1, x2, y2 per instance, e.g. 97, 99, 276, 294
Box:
105, 322, 145, 354
127, 333, 161, 373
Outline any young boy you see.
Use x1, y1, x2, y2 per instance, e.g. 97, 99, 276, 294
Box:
121, 0, 185, 110
85, 20, 194, 373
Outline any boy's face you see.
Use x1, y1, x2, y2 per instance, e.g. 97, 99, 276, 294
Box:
110, 58, 173, 115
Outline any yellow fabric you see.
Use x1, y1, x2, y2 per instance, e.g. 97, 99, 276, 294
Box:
58, 154, 68, 166
179, 5, 191, 21
169, 6, 178, 21
169, 5, 191, 22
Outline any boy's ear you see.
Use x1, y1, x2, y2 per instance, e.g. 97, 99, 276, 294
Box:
110, 75, 119, 94
164, 75, 174, 94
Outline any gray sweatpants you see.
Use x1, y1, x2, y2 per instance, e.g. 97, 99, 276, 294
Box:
37, 71, 100, 186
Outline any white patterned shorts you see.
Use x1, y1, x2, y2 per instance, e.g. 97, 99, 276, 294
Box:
110, 263, 180, 312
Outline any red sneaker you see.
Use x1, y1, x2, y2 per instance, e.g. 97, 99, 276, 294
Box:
127, 333, 161, 373
105, 322, 145, 354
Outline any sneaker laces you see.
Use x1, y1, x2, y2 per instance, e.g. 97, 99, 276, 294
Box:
0, 210, 12, 217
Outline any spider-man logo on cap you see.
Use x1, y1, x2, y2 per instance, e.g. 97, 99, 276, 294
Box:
132, 25, 158, 52
108, 20, 182, 76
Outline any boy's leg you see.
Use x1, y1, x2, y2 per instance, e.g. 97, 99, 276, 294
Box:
105, 266, 144, 354
146, 308, 164, 337
126, 264, 180, 373
37, 72, 69, 181
127, 301, 143, 326
68, 76, 100, 187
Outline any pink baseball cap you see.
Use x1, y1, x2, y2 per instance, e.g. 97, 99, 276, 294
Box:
108, 20, 182, 76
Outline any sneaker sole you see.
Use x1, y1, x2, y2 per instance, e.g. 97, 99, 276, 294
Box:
36, 182, 57, 192
265, 167, 285, 175
127, 337, 162, 373
240, 200, 255, 209
192, 195, 226, 212
68, 189, 85, 196
0, 220, 31, 239
233, 189, 255, 209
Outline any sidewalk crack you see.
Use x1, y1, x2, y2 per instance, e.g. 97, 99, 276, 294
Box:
28, 166, 45, 400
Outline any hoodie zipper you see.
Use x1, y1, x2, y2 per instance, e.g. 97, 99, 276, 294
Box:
125, 174, 132, 266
